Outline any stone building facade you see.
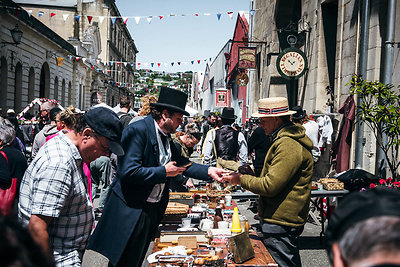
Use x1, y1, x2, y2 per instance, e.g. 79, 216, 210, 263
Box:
13, 0, 138, 108
248, 0, 400, 176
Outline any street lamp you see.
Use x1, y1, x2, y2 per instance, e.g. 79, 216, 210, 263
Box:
1, 24, 23, 47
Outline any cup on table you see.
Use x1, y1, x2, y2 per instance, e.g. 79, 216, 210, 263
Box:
182, 217, 192, 228
225, 194, 232, 206
217, 220, 229, 229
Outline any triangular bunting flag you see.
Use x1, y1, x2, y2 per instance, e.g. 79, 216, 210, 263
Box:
134, 16, 140, 24
159, 16, 163, 20
123, 62, 127, 67
227, 12, 233, 19
111, 17, 116, 25
194, 14, 199, 17
151, 63, 154, 67
117, 62, 120, 66
50, 12, 56, 18
191, 61, 194, 64
177, 62, 181, 65
164, 63, 167, 67
38, 11, 44, 17
63, 14, 69, 21
75, 15, 80, 22
204, 13, 211, 16
169, 13, 175, 17
68, 55, 72, 60
217, 13, 221, 20
250, 10, 255, 16
123, 17, 128, 24
239, 11, 244, 17
110, 61, 114, 66
157, 63, 161, 67
147, 16, 152, 24
87, 16, 93, 23
171, 62, 174, 66
82, 58, 87, 63
26, 10, 32, 17
144, 63, 148, 67
75, 57, 80, 61
197, 60, 201, 64
210, 58, 212, 61
99, 16, 105, 24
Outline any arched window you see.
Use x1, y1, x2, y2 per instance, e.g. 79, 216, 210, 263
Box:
61, 79, 66, 106
28, 67, 35, 102
0, 57, 7, 112
40, 63, 50, 98
68, 81, 72, 105
14, 62, 22, 112
54, 76, 59, 101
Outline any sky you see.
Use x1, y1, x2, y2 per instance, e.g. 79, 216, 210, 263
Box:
116, 0, 250, 74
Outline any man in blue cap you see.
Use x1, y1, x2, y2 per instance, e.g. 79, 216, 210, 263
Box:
18, 107, 123, 267
88, 87, 227, 267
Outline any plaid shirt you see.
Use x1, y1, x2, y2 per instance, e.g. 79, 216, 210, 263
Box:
18, 132, 94, 267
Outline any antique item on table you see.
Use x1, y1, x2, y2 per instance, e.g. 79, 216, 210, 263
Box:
169, 192, 195, 207
311, 181, 319, 190
318, 178, 344, 191
162, 202, 190, 223
225, 194, 232, 206
213, 205, 223, 229
231, 207, 242, 233
227, 231, 255, 263
159, 231, 208, 243
199, 218, 214, 231
207, 190, 231, 203
178, 236, 197, 249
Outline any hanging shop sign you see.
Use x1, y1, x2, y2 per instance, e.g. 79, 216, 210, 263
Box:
236, 73, 249, 86
276, 47, 308, 80
215, 89, 230, 107
238, 47, 256, 69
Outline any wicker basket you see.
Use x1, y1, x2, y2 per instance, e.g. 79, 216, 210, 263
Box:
206, 190, 231, 203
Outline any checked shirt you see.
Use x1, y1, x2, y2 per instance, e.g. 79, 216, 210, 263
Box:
18, 132, 94, 267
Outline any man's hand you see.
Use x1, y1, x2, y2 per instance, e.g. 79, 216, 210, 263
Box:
185, 179, 195, 188
224, 172, 243, 185
165, 161, 186, 177
208, 167, 230, 183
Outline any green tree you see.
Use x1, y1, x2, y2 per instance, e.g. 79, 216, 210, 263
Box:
349, 75, 400, 180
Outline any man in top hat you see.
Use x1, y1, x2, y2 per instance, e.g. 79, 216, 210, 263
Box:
18, 107, 124, 266
88, 87, 227, 267
326, 187, 400, 267
203, 107, 247, 170
226, 97, 314, 266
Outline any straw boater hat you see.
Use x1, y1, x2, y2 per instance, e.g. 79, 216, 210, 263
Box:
252, 97, 296, 118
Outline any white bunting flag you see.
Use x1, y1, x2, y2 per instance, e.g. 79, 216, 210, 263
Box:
99, 16, 105, 24
227, 12, 234, 19
203, 13, 211, 16
239, 11, 244, 17
26, 10, 32, 17
123, 62, 127, 67
82, 58, 87, 63
134, 16, 141, 24
63, 14, 69, 21
147, 16, 153, 24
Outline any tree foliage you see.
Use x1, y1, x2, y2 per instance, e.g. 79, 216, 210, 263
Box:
349, 75, 400, 180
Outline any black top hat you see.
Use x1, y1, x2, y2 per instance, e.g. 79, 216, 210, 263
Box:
291, 106, 306, 120
150, 87, 189, 116
220, 107, 237, 120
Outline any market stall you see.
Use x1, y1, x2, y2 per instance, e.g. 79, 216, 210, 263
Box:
147, 189, 277, 266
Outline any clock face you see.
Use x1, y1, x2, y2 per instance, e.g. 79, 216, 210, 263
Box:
276, 49, 308, 79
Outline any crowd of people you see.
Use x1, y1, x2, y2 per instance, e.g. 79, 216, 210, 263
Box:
1, 87, 400, 267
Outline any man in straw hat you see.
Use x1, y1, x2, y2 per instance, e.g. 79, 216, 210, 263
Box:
88, 87, 227, 267
226, 97, 314, 266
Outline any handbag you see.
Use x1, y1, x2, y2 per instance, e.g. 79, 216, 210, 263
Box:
0, 151, 17, 216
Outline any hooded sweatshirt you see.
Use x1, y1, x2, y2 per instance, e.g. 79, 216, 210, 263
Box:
31, 124, 59, 158
241, 124, 314, 228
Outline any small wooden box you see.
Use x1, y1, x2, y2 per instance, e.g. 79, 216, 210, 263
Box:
227, 232, 255, 263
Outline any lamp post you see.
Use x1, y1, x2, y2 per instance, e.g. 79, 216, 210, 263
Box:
1, 24, 23, 47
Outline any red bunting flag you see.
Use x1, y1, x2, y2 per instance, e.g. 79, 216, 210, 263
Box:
158, 63, 161, 67
75, 57, 80, 61
159, 16, 163, 20
194, 14, 199, 16
87, 16, 93, 23
117, 62, 120, 66
123, 17, 128, 24
50, 12, 56, 18
197, 60, 200, 64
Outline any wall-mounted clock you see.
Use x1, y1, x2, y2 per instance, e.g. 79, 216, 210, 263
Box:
276, 47, 308, 80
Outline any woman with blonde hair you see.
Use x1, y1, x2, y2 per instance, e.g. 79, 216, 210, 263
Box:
55, 106, 77, 131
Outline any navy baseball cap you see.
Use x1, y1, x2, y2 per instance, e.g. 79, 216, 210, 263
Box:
84, 107, 124, 156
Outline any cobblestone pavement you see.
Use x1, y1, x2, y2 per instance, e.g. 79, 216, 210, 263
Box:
83, 152, 330, 267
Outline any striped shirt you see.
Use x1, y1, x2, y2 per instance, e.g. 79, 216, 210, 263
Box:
18, 132, 94, 267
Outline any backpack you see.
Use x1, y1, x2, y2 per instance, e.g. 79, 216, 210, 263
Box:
0, 151, 17, 216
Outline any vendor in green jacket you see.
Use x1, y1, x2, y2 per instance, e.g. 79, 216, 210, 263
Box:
227, 97, 314, 267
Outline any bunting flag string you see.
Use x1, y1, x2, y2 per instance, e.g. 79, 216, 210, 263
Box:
0, 5, 253, 27
68, 54, 215, 69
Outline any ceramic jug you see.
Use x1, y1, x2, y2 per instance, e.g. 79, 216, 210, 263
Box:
199, 218, 213, 231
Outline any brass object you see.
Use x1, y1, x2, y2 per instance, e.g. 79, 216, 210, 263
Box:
227, 232, 255, 263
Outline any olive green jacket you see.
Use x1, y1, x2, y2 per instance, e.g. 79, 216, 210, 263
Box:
241, 124, 314, 228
